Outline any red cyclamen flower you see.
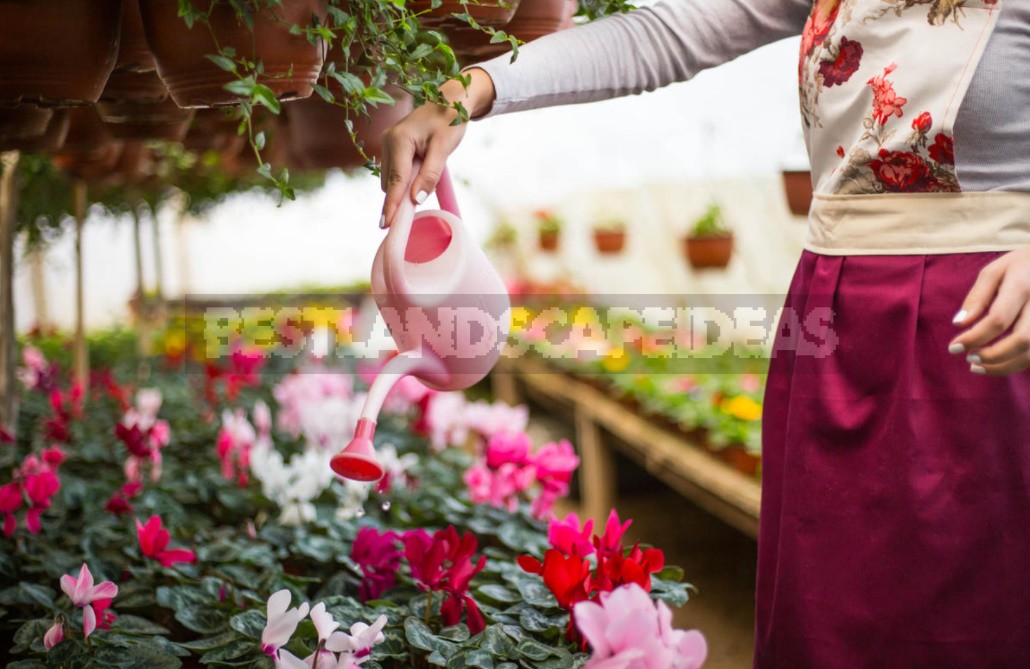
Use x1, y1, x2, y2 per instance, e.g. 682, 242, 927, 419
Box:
351, 527, 403, 602
402, 526, 487, 634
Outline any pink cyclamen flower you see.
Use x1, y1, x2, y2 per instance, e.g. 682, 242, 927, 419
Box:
325, 614, 389, 664
549, 513, 595, 558
485, 431, 532, 469
217, 409, 256, 486
59, 563, 118, 638
136, 516, 197, 567
350, 528, 403, 602
0, 482, 22, 537
261, 589, 310, 657
43, 619, 64, 650
574, 583, 707, 669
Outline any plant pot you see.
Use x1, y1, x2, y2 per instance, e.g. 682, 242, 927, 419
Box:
0, 0, 122, 106
683, 233, 734, 269
183, 108, 247, 153
449, 0, 568, 62
286, 84, 414, 171
0, 104, 53, 142
0, 109, 70, 153
782, 169, 813, 217
52, 107, 124, 182
115, 0, 157, 73
98, 68, 196, 141
592, 229, 625, 255
726, 445, 761, 478
138, 0, 327, 108
408, 0, 522, 26
538, 229, 559, 252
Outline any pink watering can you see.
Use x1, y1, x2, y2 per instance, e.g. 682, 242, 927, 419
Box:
331, 164, 511, 482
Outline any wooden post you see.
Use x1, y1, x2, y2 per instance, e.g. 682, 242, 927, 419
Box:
131, 206, 153, 356
73, 181, 88, 392
150, 209, 164, 301
0, 151, 19, 428
575, 405, 617, 526
28, 244, 49, 331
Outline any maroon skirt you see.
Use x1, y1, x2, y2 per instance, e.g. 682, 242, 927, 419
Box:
755, 250, 1030, 668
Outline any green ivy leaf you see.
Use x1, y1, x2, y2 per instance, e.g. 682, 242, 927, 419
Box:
206, 54, 238, 73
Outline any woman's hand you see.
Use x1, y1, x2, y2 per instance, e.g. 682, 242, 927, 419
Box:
378, 68, 496, 229
949, 245, 1030, 375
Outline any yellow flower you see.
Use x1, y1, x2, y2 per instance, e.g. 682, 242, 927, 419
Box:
602, 347, 630, 372
722, 395, 762, 421
510, 306, 535, 334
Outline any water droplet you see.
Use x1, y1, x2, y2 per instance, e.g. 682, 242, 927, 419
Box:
355, 507, 366, 518
381, 500, 392, 512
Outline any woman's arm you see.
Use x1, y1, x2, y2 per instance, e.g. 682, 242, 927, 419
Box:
379, 0, 812, 227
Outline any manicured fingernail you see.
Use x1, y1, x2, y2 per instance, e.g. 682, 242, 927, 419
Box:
970, 364, 987, 375
952, 309, 968, 325
379, 214, 387, 229
948, 342, 965, 354
415, 191, 428, 204
967, 354, 982, 364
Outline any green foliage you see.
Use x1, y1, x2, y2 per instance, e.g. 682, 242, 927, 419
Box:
689, 203, 729, 238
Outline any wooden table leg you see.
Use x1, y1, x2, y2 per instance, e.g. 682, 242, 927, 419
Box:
575, 406, 616, 525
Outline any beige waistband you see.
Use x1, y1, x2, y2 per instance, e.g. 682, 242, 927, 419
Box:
805, 192, 1030, 255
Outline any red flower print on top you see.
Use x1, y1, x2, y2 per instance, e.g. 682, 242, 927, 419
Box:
928, 133, 955, 164
819, 37, 864, 87
801, 0, 842, 60
869, 149, 935, 192
911, 111, 932, 134
867, 64, 907, 125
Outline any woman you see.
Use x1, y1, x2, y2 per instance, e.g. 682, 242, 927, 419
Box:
380, 1, 1030, 666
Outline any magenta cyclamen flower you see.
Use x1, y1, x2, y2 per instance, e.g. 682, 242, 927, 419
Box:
350, 528, 403, 602
136, 515, 197, 567
60, 563, 118, 638
485, 431, 532, 469
549, 513, 595, 558
574, 583, 707, 669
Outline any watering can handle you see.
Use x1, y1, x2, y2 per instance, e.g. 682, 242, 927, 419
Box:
384, 161, 460, 297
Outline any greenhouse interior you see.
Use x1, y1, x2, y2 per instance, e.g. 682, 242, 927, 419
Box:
5, 0, 1023, 668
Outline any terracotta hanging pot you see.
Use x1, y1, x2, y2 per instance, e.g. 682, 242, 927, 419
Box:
183, 108, 247, 154
0, 109, 71, 153
449, 0, 569, 63
592, 229, 626, 255
138, 0, 328, 108
682, 233, 734, 269
0, 104, 54, 142
116, 0, 157, 73
52, 107, 124, 182
0, 0, 122, 106
408, 0, 522, 27
287, 85, 414, 171
782, 169, 813, 217
98, 94, 196, 141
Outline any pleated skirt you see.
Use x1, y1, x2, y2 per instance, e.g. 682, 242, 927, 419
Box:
755, 250, 1030, 668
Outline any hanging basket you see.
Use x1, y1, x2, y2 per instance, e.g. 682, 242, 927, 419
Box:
683, 233, 734, 269
0, 104, 54, 143
138, 0, 327, 108
450, 0, 569, 62
408, 0, 522, 27
0, 0, 122, 106
286, 84, 414, 171
0, 110, 70, 153
115, 0, 157, 74
98, 70, 196, 141
52, 107, 124, 182
183, 108, 247, 154
592, 229, 626, 255
781, 169, 813, 217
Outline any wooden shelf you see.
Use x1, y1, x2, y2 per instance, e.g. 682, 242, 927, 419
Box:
492, 356, 761, 539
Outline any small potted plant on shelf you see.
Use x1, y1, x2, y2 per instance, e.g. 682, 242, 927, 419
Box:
486, 220, 519, 254
592, 219, 627, 255
782, 168, 813, 217
683, 203, 733, 270
535, 209, 562, 252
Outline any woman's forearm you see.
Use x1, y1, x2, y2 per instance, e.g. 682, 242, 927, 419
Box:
472, 0, 812, 117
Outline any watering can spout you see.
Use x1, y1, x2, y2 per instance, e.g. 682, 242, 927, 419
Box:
331, 350, 447, 482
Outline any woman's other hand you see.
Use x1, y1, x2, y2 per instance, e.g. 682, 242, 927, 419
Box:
378, 67, 496, 228
950, 245, 1030, 375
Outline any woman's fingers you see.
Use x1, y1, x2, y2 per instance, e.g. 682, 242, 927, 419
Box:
379, 127, 417, 229
969, 307, 1030, 373
411, 133, 464, 206
950, 273, 1025, 354
952, 256, 1005, 328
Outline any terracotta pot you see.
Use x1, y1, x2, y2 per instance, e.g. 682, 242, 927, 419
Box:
0, 0, 122, 106
409, 0, 522, 26
52, 107, 124, 181
116, 0, 157, 73
450, 0, 567, 62
0, 109, 70, 152
782, 169, 813, 217
0, 104, 53, 141
538, 229, 559, 252
139, 0, 327, 108
183, 108, 247, 153
683, 233, 734, 269
727, 447, 761, 478
286, 84, 414, 171
592, 229, 626, 255
97, 68, 196, 140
